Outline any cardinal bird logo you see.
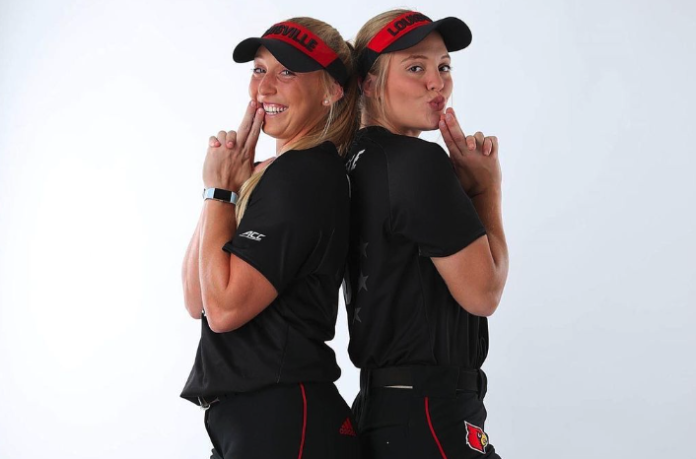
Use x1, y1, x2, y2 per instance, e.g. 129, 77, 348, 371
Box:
465, 421, 489, 454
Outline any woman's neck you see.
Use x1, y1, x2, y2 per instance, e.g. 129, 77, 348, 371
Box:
360, 114, 421, 138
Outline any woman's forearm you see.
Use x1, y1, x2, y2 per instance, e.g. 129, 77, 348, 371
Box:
471, 189, 509, 302
198, 200, 238, 322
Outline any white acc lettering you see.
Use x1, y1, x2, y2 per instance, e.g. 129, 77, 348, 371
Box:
240, 231, 266, 242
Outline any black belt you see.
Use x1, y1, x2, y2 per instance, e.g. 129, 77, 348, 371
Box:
360, 366, 487, 399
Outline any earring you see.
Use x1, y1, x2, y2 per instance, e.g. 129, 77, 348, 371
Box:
323, 99, 330, 106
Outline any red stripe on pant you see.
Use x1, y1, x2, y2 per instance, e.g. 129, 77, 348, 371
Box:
425, 397, 448, 459
297, 383, 307, 459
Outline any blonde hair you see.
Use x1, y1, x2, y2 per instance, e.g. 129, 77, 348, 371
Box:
236, 16, 359, 221
353, 9, 410, 126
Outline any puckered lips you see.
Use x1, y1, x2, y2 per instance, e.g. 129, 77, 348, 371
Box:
428, 95, 445, 111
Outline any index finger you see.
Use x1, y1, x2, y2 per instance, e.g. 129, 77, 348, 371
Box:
444, 108, 473, 150
236, 100, 258, 146
242, 107, 265, 160
439, 115, 462, 157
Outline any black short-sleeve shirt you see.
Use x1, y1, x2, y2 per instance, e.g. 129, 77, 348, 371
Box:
181, 142, 350, 403
343, 126, 489, 370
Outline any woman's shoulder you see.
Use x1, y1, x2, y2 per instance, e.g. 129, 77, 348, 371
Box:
358, 126, 449, 174
273, 142, 341, 169
261, 142, 346, 191
355, 126, 446, 163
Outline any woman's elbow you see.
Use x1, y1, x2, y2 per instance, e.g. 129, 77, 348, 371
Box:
206, 316, 235, 333
203, 298, 245, 333
455, 288, 503, 317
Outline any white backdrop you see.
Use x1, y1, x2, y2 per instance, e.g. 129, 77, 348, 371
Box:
1, 0, 694, 458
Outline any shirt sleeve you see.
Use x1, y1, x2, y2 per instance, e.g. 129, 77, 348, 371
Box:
387, 141, 486, 257
222, 157, 323, 293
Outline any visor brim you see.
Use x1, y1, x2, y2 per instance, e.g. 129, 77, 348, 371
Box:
383, 17, 472, 54
233, 37, 324, 73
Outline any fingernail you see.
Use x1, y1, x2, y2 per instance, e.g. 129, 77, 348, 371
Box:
227, 141, 233, 148
445, 113, 453, 121
249, 100, 256, 107
257, 108, 264, 115
439, 120, 446, 127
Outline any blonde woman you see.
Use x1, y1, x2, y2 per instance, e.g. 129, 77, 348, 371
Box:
344, 10, 508, 459
181, 18, 361, 459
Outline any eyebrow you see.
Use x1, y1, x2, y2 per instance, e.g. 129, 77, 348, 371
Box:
400, 53, 451, 63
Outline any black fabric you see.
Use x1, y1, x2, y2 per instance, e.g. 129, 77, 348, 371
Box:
362, 366, 482, 396
343, 126, 488, 371
205, 383, 361, 459
233, 37, 348, 86
381, 17, 472, 54
351, 387, 501, 459
182, 141, 350, 401
235, 38, 322, 72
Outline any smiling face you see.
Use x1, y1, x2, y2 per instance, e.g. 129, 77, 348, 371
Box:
365, 32, 453, 137
249, 47, 331, 153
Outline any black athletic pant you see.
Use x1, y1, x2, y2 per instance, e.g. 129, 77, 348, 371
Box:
352, 370, 501, 459
204, 382, 361, 459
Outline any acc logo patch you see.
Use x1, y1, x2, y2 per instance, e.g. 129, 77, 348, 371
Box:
464, 421, 489, 454
239, 231, 265, 242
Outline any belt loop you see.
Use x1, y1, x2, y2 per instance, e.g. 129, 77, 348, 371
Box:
198, 396, 220, 410
477, 369, 488, 400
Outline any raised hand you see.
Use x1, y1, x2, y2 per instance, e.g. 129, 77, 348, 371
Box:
203, 100, 265, 191
438, 107, 501, 197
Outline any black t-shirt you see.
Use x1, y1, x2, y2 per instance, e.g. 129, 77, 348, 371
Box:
343, 126, 489, 371
181, 142, 349, 403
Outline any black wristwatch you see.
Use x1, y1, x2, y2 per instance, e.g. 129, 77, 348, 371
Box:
202, 187, 238, 205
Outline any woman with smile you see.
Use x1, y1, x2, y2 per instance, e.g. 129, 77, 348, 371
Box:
180, 17, 361, 459
251, 48, 332, 148
344, 10, 509, 459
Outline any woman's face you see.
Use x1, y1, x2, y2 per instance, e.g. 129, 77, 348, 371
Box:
249, 47, 329, 151
372, 32, 453, 137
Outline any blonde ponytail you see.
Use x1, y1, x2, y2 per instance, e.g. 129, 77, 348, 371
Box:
235, 168, 265, 221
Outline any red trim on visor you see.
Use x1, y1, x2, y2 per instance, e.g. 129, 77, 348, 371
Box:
367, 11, 432, 53
263, 21, 338, 67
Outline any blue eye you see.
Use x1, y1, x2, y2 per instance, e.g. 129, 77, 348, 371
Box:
280, 69, 296, 76
252, 67, 266, 74
407, 65, 424, 73
440, 64, 452, 72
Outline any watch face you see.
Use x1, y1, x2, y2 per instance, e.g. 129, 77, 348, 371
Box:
214, 189, 230, 201
203, 188, 236, 204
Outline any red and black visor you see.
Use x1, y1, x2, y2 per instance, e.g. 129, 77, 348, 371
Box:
358, 11, 472, 79
233, 21, 348, 86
